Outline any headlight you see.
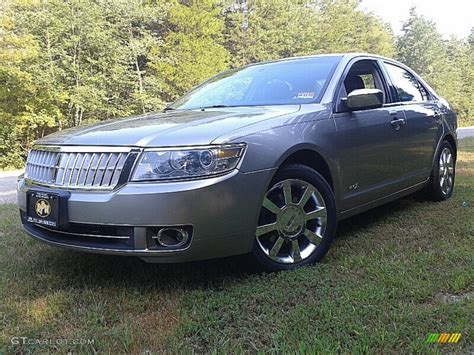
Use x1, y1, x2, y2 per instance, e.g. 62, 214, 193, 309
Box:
131, 144, 246, 181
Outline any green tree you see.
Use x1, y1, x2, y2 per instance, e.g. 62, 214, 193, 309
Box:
0, 12, 61, 167
312, 0, 395, 57
223, 0, 395, 68
223, 0, 321, 67
1, 0, 471, 168
397, 8, 473, 125
150, 0, 229, 102
7, 0, 168, 123
396, 8, 446, 86
441, 37, 473, 125
0, 0, 168, 167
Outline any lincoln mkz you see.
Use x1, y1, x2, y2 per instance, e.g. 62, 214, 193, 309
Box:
17, 53, 457, 271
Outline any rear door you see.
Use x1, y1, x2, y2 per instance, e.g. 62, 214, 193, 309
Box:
383, 62, 443, 185
333, 59, 410, 211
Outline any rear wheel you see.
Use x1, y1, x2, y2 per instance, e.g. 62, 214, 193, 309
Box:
252, 164, 337, 271
427, 140, 456, 201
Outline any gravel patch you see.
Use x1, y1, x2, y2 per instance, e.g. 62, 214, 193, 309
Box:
0, 170, 22, 205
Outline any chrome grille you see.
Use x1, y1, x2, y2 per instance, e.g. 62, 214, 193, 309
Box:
25, 147, 131, 189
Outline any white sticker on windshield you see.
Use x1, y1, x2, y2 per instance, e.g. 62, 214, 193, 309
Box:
293, 92, 315, 99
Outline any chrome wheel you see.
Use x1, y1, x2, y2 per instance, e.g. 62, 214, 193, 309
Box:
439, 147, 454, 196
256, 179, 327, 264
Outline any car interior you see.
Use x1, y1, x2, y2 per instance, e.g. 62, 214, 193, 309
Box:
342, 60, 387, 102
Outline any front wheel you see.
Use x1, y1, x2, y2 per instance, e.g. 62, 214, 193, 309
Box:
252, 164, 337, 271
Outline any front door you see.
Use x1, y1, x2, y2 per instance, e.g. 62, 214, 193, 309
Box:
333, 59, 409, 211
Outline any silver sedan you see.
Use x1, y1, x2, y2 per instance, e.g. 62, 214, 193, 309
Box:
17, 53, 457, 271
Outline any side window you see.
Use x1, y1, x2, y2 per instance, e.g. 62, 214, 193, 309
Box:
385, 63, 424, 102
341, 60, 387, 103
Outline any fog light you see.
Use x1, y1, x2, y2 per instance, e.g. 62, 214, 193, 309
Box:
153, 227, 189, 248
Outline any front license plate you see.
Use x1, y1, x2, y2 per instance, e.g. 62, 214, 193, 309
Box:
27, 191, 60, 228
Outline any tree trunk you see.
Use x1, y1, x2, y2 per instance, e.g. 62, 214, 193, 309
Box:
130, 27, 146, 114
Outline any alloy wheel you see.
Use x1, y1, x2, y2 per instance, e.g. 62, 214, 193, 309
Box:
255, 179, 327, 264
439, 147, 454, 196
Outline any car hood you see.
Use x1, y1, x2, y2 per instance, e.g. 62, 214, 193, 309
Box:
37, 106, 300, 147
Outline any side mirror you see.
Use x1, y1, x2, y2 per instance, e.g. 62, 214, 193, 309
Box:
345, 89, 383, 111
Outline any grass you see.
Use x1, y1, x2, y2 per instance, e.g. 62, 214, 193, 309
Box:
459, 120, 474, 128
1, 140, 473, 353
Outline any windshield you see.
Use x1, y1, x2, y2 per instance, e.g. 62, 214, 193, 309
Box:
169, 56, 342, 110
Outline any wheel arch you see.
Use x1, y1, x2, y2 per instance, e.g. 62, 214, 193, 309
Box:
271, 144, 338, 197
443, 133, 457, 158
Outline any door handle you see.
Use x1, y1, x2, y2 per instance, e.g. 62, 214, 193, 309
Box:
390, 118, 406, 130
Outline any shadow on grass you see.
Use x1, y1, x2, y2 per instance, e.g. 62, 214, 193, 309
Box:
29, 249, 258, 292
336, 194, 423, 239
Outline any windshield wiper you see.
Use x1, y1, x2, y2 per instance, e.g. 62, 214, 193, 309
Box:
162, 106, 175, 112
200, 104, 232, 110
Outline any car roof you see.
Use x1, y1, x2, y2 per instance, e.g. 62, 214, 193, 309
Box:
246, 52, 407, 68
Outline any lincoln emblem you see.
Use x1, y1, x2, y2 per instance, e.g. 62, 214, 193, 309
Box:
35, 199, 51, 218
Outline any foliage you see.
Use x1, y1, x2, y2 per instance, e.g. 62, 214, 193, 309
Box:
397, 8, 474, 125
223, 0, 394, 67
150, 0, 229, 102
312, 0, 395, 57
0, 1, 473, 168
1, 0, 169, 167
0, 11, 60, 167
223, 0, 322, 66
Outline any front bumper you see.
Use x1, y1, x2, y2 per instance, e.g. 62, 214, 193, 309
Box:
18, 169, 274, 262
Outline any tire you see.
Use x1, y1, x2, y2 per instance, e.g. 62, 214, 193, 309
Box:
252, 164, 337, 271
427, 140, 456, 201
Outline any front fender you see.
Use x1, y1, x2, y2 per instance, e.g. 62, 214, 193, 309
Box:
232, 118, 342, 204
